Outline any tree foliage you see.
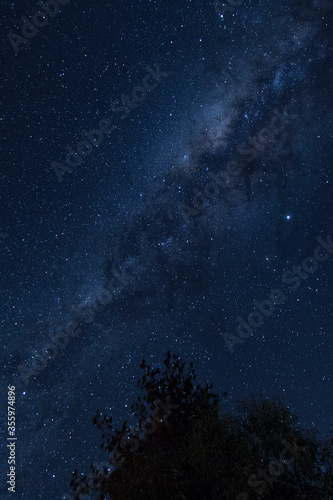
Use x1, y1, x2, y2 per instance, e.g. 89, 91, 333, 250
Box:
70, 352, 333, 499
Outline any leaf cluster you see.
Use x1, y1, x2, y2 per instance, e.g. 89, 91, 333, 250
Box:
70, 352, 333, 500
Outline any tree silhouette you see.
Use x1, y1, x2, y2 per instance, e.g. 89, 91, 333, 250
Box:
70, 352, 333, 499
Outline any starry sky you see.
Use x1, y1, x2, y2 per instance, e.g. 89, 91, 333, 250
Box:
0, 0, 332, 498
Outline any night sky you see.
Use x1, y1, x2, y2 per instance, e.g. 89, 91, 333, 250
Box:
0, 0, 332, 498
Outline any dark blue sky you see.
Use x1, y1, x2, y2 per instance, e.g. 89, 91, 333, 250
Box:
0, 0, 332, 498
